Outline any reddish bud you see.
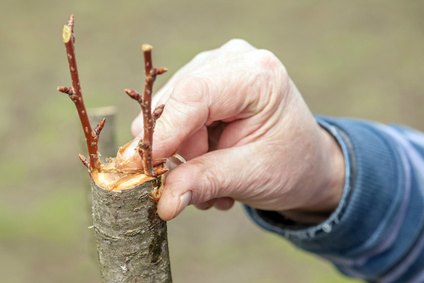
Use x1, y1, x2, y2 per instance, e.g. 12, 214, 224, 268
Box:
156, 67, 168, 75
57, 86, 74, 95
153, 104, 165, 120
124, 88, 141, 101
94, 117, 106, 137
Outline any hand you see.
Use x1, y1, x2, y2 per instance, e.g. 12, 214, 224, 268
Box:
129, 39, 345, 221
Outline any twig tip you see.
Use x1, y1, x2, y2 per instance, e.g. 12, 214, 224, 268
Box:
142, 44, 153, 52
94, 118, 106, 137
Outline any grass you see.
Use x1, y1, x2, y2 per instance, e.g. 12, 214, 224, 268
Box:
0, 0, 423, 282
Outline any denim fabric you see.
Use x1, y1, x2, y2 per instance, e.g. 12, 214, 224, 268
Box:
245, 117, 424, 283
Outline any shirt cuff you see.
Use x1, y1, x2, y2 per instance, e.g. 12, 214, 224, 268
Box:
245, 117, 424, 280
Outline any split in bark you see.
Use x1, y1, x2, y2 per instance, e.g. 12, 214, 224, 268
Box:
57, 15, 172, 283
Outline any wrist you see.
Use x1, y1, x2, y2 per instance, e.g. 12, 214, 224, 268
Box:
317, 125, 346, 211
280, 124, 345, 224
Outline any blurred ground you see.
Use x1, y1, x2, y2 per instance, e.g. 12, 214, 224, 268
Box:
0, 0, 423, 282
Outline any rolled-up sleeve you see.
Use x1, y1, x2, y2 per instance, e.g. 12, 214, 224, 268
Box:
245, 117, 424, 283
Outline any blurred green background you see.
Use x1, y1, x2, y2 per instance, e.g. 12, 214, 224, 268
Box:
1, 0, 423, 282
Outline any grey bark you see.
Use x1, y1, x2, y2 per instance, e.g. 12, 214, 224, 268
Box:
84, 107, 118, 261
91, 178, 172, 283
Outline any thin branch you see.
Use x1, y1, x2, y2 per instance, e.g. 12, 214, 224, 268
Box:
58, 15, 102, 171
124, 45, 167, 176
94, 118, 106, 137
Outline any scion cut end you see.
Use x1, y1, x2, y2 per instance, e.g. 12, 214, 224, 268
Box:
62, 25, 72, 43
142, 44, 153, 52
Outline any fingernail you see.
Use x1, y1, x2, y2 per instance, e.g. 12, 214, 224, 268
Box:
176, 191, 192, 215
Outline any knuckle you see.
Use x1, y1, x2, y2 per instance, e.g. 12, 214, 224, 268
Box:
253, 49, 281, 70
192, 51, 211, 63
251, 49, 288, 80
189, 160, 219, 203
221, 38, 253, 51
171, 76, 209, 105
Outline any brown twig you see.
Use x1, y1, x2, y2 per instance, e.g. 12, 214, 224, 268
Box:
124, 44, 167, 176
57, 15, 103, 171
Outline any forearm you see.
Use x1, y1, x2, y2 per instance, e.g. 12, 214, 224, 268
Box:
246, 117, 424, 282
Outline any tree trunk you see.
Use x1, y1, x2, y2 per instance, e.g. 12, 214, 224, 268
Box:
91, 178, 172, 283
83, 107, 118, 262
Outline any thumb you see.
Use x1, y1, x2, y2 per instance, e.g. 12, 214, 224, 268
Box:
157, 145, 255, 220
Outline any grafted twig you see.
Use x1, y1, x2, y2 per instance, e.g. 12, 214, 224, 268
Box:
57, 15, 103, 171
124, 44, 167, 176
58, 16, 172, 282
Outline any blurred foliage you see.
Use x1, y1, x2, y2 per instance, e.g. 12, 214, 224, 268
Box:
0, 0, 423, 282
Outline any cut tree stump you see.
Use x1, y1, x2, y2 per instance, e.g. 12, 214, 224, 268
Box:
58, 15, 172, 283
91, 179, 172, 283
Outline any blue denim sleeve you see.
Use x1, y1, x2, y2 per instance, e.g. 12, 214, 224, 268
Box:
245, 117, 424, 283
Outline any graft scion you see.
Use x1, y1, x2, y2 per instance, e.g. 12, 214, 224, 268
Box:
58, 15, 103, 171
124, 45, 167, 176
58, 15, 172, 283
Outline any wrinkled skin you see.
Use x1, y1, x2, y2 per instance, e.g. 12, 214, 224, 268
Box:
127, 39, 345, 222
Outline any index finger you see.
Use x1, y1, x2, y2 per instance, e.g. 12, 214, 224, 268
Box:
152, 49, 284, 160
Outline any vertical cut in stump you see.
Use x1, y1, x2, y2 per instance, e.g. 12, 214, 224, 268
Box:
92, 179, 171, 283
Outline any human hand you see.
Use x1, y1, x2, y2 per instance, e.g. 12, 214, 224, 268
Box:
128, 39, 345, 221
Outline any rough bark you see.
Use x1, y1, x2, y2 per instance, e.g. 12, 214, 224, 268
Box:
83, 107, 118, 262
91, 178, 172, 283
